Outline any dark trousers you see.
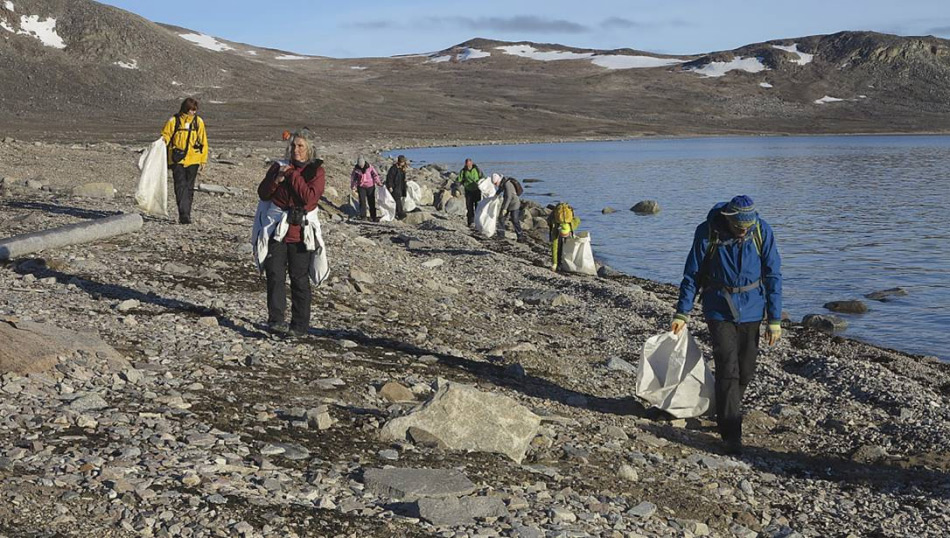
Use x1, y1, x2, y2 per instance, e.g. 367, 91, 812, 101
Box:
264, 240, 312, 331
394, 194, 406, 220
464, 189, 482, 226
171, 164, 199, 223
707, 320, 761, 442
498, 209, 524, 239
358, 186, 377, 220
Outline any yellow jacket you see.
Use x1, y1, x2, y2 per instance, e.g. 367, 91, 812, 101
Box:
161, 114, 209, 167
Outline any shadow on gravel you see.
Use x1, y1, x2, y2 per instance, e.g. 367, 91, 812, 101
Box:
3, 200, 122, 220
640, 422, 950, 499
302, 326, 656, 418
10, 259, 269, 340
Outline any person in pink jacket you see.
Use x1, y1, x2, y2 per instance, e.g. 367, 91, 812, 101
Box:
350, 156, 382, 221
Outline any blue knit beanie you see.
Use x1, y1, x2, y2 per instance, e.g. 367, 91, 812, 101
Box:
721, 195, 757, 227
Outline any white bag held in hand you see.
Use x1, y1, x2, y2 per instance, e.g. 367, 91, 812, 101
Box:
561, 231, 597, 275
134, 138, 168, 216
477, 176, 496, 198
404, 180, 422, 212
474, 195, 502, 237
636, 329, 715, 418
376, 185, 396, 222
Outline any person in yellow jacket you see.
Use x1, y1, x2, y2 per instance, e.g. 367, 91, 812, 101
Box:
161, 97, 209, 224
547, 203, 581, 272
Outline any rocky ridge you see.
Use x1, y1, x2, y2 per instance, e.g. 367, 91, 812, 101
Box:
0, 137, 949, 537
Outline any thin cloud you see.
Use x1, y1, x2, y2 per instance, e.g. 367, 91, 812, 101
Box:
600, 17, 691, 30
429, 16, 590, 34
601, 17, 642, 29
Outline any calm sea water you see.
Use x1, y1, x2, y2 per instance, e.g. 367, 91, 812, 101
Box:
393, 136, 950, 361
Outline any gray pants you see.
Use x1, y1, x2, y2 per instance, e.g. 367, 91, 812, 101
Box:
498, 209, 523, 239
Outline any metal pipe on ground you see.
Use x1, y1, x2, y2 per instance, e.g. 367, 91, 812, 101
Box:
0, 213, 144, 261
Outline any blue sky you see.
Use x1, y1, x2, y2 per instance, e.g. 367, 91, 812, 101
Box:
99, 0, 950, 58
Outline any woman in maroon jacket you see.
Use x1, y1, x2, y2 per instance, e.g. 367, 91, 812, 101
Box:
257, 130, 326, 335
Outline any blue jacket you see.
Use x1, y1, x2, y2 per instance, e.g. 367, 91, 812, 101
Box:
675, 203, 782, 323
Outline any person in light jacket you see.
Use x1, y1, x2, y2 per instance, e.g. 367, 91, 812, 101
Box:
351, 156, 382, 221
386, 155, 409, 220
493, 174, 524, 242
257, 130, 326, 336
671, 195, 783, 455
160, 97, 209, 224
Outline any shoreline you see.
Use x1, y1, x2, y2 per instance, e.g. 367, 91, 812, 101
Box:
1, 137, 949, 536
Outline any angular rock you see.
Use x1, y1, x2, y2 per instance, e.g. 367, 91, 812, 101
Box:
403, 211, 434, 226
363, 468, 476, 501
619, 464, 639, 481
67, 394, 109, 412
631, 200, 660, 214
380, 381, 416, 403
865, 287, 908, 302
517, 289, 575, 307
379, 380, 541, 463
349, 268, 375, 285
444, 197, 467, 217
0, 319, 126, 375
628, 501, 657, 518
802, 314, 848, 332
601, 207, 616, 214
606, 356, 636, 373
824, 300, 868, 314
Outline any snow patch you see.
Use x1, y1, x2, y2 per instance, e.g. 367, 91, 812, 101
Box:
427, 54, 451, 63
497, 44, 593, 61
687, 57, 767, 78
590, 55, 682, 69
18, 15, 65, 49
114, 59, 138, 69
3, 1, 13, 11
759, 82, 773, 88
772, 43, 814, 66
171, 81, 182, 86
427, 47, 490, 63
208, 100, 225, 104
275, 54, 309, 60
0, 20, 13, 33
814, 95, 844, 104
350, 66, 367, 70
180, 33, 233, 52
245, 50, 257, 55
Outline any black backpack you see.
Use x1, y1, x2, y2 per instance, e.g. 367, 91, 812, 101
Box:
506, 177, 524, 196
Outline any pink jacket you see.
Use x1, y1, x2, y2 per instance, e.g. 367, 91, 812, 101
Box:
351, 165, 382, 189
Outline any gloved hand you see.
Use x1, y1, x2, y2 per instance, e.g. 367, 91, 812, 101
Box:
767, 322, 782, 346
671, 314, 687, 335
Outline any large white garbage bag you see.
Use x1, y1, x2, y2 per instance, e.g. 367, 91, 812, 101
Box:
636, 329, 715, 418
404, 180, 422, 213
376, 185, 397, 222
134, 138, 168, 216
561, 232, 597, 275
477, 176, 497, 198
474, 195, 502, 237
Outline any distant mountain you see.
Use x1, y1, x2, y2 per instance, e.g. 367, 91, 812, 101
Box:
1, 0, 949, 142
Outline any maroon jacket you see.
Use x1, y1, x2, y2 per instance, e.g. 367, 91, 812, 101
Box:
257, 160, 326, 243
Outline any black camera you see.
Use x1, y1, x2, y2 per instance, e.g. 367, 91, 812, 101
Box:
288, 207, 306, 226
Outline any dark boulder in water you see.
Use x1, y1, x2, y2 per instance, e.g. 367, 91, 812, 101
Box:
602, 207, 616, 214
865, 287, 908, 302
803, 314, 849, 332
824, 300, 869, 314
631, 200, 660, 214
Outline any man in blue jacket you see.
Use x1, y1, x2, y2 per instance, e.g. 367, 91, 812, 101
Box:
671, 195, 782, 455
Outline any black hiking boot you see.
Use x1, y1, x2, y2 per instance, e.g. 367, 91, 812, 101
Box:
267, 321, 289, 335
723, 437, 743, 456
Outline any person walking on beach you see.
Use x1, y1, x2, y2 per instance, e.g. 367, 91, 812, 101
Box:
386, 155, 410, 220
255, 130, 326, 336
671, 195, 782, 455
456, 158, 484, 227
351, 156, 382, 221
161, 97, 209, 224
547, 202, 580, 271
493, 175, 525, 242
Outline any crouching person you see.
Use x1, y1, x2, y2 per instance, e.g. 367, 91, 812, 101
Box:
253, 130, 327, 336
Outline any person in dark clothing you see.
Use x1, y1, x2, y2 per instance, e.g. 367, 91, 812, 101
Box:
160, 97, 209, 224
456, 158, 484, 226
493, 175, 524, 242
386, 155, 409, 220
350, 156, 382, 221
671, 195, 783, 455
256, 130, 326, 336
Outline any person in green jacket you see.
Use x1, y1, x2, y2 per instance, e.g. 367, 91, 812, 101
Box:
456, 158, 484, 226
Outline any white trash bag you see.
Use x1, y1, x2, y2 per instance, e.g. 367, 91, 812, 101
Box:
477, 176, 497, 198
474, 195, 502, 237
561, 232, 597, 275
375, 185, 397, 222
404, 180, 422, 213
635, 328, 715, 418
134, 138, 168, 216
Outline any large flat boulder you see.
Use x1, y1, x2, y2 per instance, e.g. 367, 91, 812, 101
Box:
0, 318, 127, 375
416, 496, 509, 526
363, 468, 476, 501
379, 380, 541, 463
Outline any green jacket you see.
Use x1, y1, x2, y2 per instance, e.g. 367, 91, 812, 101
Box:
457, 165, 483, 191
